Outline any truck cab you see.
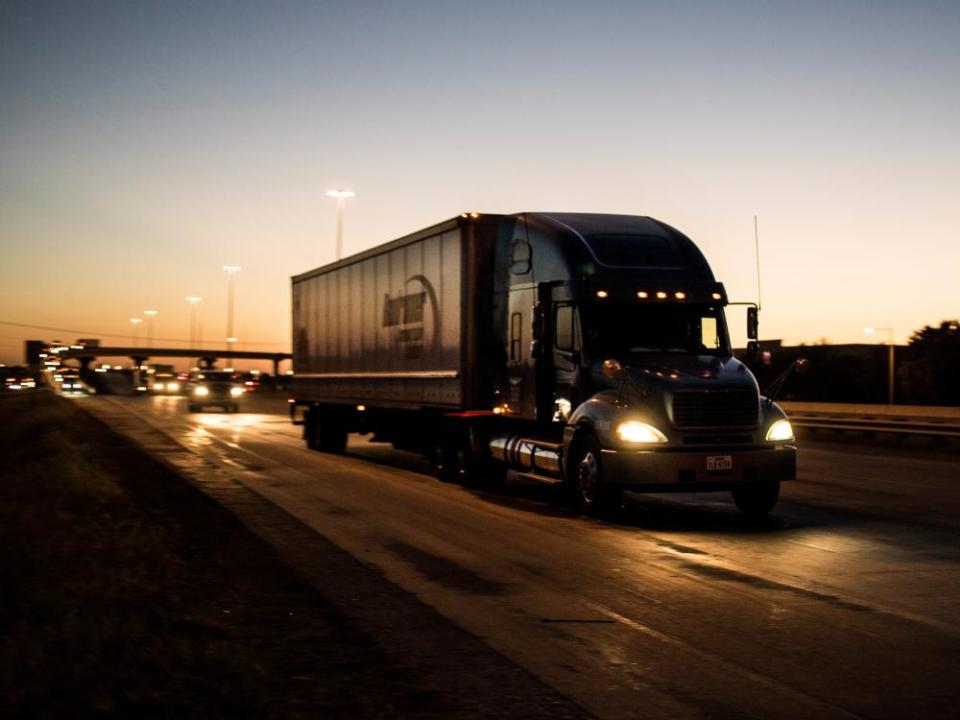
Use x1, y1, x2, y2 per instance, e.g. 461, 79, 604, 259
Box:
487, 213, 795, 515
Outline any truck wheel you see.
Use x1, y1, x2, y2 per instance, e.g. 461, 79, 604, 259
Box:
315, 410, 347, 453
305, 410, 320, 450
731, 481, 780, 517
435, 425, 503, 488
436, 427, 472, 484
567, 434, 621, 517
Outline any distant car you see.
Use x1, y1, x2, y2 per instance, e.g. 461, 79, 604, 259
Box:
150, 372, 183, 395
3, 375, 36, 391
59, 369, 83, 392
188, 371, 245, 412
239, 372, 263, 393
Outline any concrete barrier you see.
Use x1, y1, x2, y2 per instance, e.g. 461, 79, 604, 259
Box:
781, 402, 960, 438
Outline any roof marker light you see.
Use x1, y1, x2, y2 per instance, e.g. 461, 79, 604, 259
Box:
596, 290, 609, 298
656, 291, 667, 299
637, 291, 649, 299
712, 292, 723, 300
675, 291, 686, 300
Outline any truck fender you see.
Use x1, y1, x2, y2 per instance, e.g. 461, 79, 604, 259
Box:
563, 391, 624, 477
760, 397, 791, 432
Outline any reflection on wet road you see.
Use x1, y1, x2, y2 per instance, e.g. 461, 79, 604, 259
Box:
79, 392, 960, 720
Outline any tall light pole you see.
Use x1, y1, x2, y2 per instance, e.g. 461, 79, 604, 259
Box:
223, 265, 241, 350
129, 317, 142, 347
143, 309, 158, 348
186, 296, 202, 367
326, 189, 355, 261
865, 326, 895, 405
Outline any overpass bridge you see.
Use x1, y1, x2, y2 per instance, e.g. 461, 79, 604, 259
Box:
55, 345, 292, 376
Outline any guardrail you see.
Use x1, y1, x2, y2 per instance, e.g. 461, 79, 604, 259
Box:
780, 402, 960, 439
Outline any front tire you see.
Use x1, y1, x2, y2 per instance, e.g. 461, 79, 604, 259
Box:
566, 434, 621, 517
731, 481, 780, 517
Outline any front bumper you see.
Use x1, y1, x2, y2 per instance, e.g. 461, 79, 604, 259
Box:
601, 445, 796, 489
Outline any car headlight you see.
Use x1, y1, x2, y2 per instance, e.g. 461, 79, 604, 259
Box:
765, 419, 795, 442
154, 383, 165, 391
167, 382, 179, 392
194, 386, 209, 397
616, 421, 668, 444
230, 387, 244, 397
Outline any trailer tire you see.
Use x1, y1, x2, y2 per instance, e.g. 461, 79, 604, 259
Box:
305, 409, 319, 450
731, 481, 780, 517
306, 408, 347, 453
566, 433, 621, 517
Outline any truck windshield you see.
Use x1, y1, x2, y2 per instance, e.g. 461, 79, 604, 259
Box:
582, 302, 731, 357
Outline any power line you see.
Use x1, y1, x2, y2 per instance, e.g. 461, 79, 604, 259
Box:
0, 319, 290, 347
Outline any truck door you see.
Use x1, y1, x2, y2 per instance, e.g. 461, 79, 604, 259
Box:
552, 302, 582, 422
505, 286, 537, 419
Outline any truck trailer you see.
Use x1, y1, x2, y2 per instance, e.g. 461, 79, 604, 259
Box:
290, 212, 796, 516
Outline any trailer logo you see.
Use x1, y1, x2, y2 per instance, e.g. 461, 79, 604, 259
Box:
382, 275, 440, 360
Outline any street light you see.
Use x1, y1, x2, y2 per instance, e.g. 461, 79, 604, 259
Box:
223, 265, 241, 351
143, 309, 158, 348
326, 189, 355, 261
864, 326, 895, 405
129, 317, 142, 347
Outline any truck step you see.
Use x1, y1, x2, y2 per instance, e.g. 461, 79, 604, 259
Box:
513, 471, 564, 486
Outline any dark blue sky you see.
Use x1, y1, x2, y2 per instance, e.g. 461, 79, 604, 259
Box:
1, 1, 958, 360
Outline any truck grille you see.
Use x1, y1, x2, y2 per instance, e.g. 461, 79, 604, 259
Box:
671, 389, 759, 430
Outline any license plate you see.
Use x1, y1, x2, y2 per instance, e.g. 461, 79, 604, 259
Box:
706, 455, 733, 472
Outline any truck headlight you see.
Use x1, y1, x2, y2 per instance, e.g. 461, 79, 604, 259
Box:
616, 421, 667, 444
194, 386, 209, 397
765, 419, 794, 442
230, 387, 244, 397
167, 382, 179, 391
154, 383, 165, 391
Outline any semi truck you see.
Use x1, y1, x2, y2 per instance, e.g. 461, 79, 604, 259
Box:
289, 212, 796, 516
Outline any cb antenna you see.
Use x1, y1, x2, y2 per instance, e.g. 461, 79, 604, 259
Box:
754, 215, 762, 311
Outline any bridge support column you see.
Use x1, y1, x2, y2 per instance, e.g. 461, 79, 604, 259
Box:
131, 356, 147, 392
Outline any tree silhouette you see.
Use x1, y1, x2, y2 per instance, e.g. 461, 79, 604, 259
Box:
897, 321, 960, 405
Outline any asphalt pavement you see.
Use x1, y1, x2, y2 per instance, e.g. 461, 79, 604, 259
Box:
74, 390, 960, 720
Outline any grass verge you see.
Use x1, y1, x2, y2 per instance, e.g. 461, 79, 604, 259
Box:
0, 391, 462, 718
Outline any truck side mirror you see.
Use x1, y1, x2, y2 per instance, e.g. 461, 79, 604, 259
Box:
602, 358, 623, 378
747, 306, 759, 340
745, 341, 760, 363
511, 239, 532, 275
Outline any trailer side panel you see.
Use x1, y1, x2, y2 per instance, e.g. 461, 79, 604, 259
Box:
292, 226, 465, 408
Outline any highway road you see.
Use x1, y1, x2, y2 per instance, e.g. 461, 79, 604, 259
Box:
76, 391, 960, 719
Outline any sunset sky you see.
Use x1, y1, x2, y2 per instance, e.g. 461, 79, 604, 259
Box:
1, 1, 958, 367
